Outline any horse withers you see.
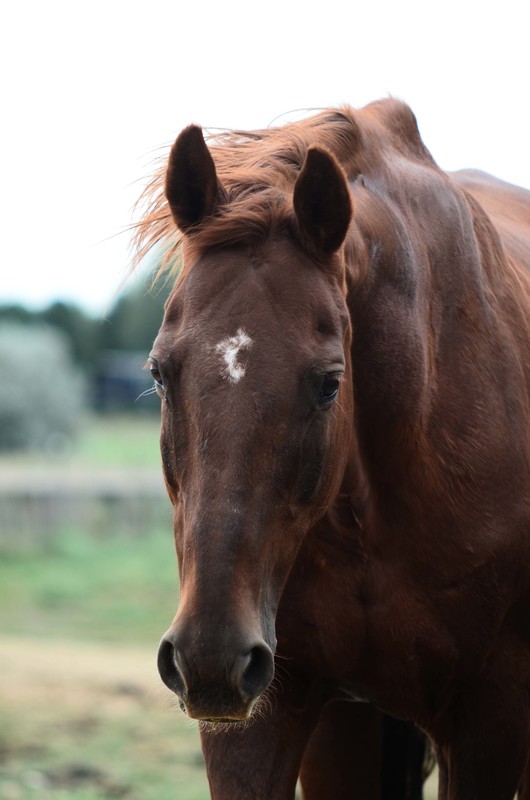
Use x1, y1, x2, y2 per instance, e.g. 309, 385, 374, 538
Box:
134, 99, 530, 799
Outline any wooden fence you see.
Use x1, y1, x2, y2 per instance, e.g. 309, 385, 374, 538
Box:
0, 467, 172, 547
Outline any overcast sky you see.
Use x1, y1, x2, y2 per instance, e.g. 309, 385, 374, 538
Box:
1, 0, 528, 315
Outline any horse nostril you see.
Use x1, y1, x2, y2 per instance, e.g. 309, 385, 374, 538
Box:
157, 636, 186, 697
237, 644, 274, 700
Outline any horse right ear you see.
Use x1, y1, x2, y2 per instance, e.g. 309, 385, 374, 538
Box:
165, 125, 222, 232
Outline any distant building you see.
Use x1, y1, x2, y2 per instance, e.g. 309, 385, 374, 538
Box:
93, 350, 159, 413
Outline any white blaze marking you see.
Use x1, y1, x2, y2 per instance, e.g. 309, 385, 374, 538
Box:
215, 328, 252, 383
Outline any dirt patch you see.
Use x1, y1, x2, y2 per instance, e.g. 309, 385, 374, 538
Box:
0, 635, 207, 800
22, 763, 132, 797
0, 634, 170, 708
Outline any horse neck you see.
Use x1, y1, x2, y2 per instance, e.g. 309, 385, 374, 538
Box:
343, 175, 493, 520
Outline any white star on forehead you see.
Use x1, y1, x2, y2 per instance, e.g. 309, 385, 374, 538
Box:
215, 329, 252, 383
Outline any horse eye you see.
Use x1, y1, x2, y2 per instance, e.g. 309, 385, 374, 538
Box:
318, 373, 341, 405
149, 362, 164, 389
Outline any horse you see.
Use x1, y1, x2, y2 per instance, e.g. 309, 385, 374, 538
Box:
133, 98, 530, 799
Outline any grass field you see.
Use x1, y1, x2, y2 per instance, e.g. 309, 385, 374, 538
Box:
0, 532, 212, 800
0, 527, 177, 643
0, 414, 163, 471
0, 415, 211, 800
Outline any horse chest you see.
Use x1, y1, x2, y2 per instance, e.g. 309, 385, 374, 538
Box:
279, 554, 502, 721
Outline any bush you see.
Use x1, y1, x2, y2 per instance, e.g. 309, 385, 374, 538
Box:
0, 323, 86, 451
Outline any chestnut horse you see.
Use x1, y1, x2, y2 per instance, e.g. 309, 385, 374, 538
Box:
134, 99, 530, 799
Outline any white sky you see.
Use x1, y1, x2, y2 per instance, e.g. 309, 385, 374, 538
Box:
1, 0, 528, 315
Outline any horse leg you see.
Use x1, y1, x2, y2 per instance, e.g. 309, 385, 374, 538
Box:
200, 684, 321, 800
518, 754, 530, 799
434, 680, 528, 800
299, 702, 429, 800
517, 756, 530, 800
381, 715, 430, 800
299, 701, 382, 800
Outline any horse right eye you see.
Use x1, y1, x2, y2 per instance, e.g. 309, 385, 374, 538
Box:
149, 360, 164, 389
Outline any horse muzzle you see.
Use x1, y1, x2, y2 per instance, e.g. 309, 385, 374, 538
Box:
157, 629, 275, 721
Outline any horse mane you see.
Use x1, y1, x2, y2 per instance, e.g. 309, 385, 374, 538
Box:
131, 99, 434, 277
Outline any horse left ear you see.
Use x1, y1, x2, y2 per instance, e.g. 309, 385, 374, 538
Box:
165, 124, 222, 232
293, 146, 352, 255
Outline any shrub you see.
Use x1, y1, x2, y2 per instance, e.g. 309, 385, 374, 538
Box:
0, 323, 86, 451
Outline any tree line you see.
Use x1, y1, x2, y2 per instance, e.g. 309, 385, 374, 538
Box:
0, 279, 170, 372
0, 281, 170, 449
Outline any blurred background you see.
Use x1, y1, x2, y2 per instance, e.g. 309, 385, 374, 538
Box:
1, 0, 527, 797
0, 279, 214, 800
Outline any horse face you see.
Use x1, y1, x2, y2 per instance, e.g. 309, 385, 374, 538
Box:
154, 127, 353, 721
154, 239, 352, 720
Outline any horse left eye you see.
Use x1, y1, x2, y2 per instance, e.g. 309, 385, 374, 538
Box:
318, 373, 341, 405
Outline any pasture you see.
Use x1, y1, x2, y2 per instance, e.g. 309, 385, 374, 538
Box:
0, 415, 210, 800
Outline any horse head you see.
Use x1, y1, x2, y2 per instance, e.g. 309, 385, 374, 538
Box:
154, 125, 355, 721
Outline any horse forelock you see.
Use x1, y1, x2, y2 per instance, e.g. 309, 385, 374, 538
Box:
131, 99, 435, 281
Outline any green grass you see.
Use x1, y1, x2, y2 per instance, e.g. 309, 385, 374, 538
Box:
0, 413, 163, 471
0, 526, 178, 643
0, 414, 173, 643
74, 414, 162, 468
